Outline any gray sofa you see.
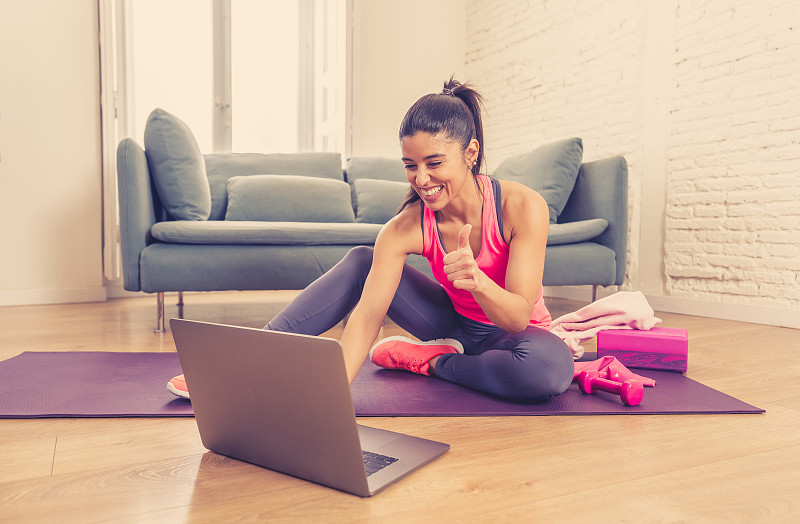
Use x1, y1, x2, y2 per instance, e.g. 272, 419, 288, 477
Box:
117, 110, 627, 331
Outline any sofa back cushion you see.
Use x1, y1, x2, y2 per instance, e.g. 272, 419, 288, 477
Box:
143, 108, 212, 220
344, 156, 406, 183
493, 138, 583, 223
345, 156, 408, 206
352, 178, 409, 224
205, 152, 343, 220
225, 175, 356, 223
344, 157, 408, 218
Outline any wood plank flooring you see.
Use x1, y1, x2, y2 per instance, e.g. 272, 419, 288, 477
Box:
0, 291, 798, 523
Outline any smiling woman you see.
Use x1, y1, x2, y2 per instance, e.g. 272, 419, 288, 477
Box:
400, 132, 480, 212
168, 77, 574, 402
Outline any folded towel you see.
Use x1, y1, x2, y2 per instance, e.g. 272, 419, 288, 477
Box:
550, 291, 662, 359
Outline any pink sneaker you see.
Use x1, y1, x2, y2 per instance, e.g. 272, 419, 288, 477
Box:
369, 336, 464, 376
167, 374, 190, 399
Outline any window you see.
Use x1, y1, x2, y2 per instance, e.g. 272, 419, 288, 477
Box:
126, 0, 214, 151
118, 0, 345, 154
231, 0, 300, 153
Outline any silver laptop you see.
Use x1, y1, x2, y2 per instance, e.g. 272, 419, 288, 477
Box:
170, 318, 449, 497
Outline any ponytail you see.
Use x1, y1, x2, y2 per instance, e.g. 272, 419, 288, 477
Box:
397, 77, 486, 212
443, 78, 485, 178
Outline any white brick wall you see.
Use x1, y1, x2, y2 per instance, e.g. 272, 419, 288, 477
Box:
465, 0, 645, 289
667, 0, 800, 307
465, 0, 800, 311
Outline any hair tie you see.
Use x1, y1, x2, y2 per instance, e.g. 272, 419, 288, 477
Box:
442, 87, 455, 96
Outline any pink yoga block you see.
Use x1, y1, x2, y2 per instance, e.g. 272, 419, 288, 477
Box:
596, 327, 688, 373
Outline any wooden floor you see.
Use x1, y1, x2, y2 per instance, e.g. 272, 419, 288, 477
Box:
0, 291, 798, 523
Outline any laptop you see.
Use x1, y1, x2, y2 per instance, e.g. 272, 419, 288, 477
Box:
170, 318, 450, 497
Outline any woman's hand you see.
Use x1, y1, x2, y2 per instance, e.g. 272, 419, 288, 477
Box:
443, 182, 548, 334
443, 224, 483, 291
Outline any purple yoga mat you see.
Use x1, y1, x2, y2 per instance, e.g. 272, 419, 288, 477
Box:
0, 352, 193, 418
351, 360, 764, 416
0, 352, 763, 418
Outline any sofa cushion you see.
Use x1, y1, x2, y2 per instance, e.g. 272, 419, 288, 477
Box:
493, 138, 583, 223
345, 156, 407, 211
345, 156, 406, 183
542, 242, 617, 287
546, 218, 608, 246
353, 179, 409, 224
143, 108, 212, 220
151, 220, 381, 245
205, 152, 343, 220
225, 175, 356, 223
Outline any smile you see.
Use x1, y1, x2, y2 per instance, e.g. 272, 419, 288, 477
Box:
421, 186, 443, 197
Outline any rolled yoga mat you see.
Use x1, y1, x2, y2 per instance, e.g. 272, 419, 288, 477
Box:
0, 352, 763, 418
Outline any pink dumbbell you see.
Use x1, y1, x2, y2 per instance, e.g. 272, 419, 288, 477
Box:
578, 370, 644, 406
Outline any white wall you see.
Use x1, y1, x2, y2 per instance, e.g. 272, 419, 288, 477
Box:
466, 0, 647, 289
465, 0, 800, 328
0, 0, 105, 306
666, 0, 799, 311
349, 0, 466, 158
0, 0, 465, 307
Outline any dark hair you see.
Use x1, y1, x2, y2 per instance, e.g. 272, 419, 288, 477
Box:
397, 77, 485, 212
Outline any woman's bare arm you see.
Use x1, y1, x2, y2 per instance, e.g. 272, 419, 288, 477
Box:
339, 205, 423, 383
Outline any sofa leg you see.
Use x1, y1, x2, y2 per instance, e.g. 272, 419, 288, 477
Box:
592, 285, 599, 303
155, 292, 166, 333
177, 291, 184, 319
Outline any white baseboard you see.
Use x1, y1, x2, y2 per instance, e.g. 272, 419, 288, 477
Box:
104, 280, 147, 299
544, 286, 800, 329
0, 286, 107, 307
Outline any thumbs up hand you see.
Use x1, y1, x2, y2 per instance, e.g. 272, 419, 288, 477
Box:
443, 224, 482, 291
456, 223, 472, 252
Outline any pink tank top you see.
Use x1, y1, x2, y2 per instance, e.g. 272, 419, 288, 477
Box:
422, 175, 552, 329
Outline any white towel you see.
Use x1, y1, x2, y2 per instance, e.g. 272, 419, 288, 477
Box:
549, 291, 662, 359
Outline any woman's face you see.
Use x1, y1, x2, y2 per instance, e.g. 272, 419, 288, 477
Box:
401, 132, 479, 212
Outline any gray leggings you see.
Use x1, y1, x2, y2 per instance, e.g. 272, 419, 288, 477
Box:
266, 246, 574, 401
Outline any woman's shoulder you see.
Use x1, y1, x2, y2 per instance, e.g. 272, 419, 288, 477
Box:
389, 199, 423, 229
376, 200, 424, 255
496, 178, 548, 211
495, 178, 549, 241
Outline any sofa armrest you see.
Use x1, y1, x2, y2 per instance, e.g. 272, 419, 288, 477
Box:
117, 138, 159, 291
558, 156, 628, 286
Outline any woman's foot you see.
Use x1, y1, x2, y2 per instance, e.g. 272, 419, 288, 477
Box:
167, 374, 190, 399
369, 336, 463, 376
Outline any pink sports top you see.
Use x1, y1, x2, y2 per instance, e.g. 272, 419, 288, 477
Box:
421, 174, 552, 329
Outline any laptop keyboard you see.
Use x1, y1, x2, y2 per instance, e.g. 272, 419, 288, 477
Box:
362, 450, 398, 476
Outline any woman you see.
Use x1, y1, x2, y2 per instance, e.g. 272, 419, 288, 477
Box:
168, 78, 573, 401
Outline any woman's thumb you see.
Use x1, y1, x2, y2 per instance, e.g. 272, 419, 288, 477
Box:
457, 223, 472, 251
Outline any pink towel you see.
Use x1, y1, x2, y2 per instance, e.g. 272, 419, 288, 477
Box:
573, 356, 656, 387
550, 291, 662, 359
